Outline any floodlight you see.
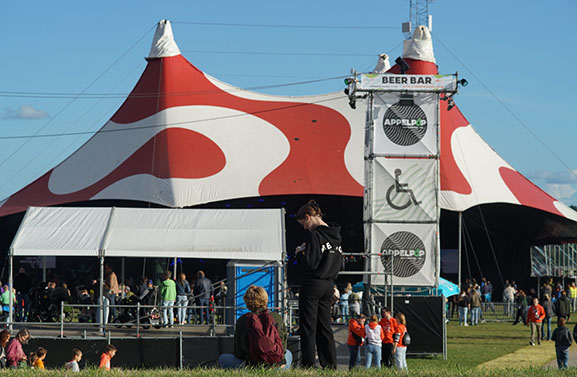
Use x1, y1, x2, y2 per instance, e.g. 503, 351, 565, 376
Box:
459, 78, 468, 87
395, 57, 410, 74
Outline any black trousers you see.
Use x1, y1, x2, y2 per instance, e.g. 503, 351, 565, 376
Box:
299, 279, 337, 369
382, 342, 394, 367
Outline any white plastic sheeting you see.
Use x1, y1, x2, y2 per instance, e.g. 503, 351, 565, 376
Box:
403, 25, 436, 63
147, 19, 181, 59
10, 207, 284, 260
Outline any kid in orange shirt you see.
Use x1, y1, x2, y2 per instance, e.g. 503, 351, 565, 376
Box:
31, 347, 47, 369
99, 344, 117, 370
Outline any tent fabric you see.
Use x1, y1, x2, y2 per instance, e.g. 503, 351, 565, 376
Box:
0, 20, 364, 217
10, 207, 284, 260
10, 207, 112, 257
402, 25, 436, 63
147, 19, 181, 59
0, 20, 576, 229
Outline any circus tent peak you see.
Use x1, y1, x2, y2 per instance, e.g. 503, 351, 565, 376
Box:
403, 25, 435, 63
147, 19, 181, 59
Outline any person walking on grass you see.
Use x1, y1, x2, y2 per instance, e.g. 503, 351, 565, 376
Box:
513, 290, 528, 325
527, 297, 545, 346
469, 288, 482, 326
6, 328, 30, 368
541, 294, 555, 341
65, 348, 83, 372
99, 344, 117, 370
555, 290, 571, 321
552, 317, 573, 369
457, 290, 470, 326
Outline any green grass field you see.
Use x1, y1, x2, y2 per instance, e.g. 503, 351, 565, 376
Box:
0, 321, 572, 376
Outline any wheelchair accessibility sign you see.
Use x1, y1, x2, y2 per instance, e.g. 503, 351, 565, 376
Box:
371, 158, 437, 222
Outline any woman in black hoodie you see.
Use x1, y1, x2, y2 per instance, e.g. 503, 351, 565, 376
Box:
295, 200, 342, 369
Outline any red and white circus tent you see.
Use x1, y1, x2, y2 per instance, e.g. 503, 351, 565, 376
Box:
1, 20, 576, 239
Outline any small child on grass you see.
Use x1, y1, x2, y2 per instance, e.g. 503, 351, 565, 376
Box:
30, 347, 47, 369
99, 344, 117, 370
65, 348, 83, 372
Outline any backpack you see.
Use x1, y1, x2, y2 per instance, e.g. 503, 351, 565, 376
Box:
246, 310, 284, 365
402, 330, 411, 346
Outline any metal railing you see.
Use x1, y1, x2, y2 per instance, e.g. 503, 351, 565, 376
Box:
3, 299, 538, 338
3, 302, 295, 338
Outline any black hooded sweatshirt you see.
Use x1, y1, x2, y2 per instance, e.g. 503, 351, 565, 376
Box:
297, 223, 342, 281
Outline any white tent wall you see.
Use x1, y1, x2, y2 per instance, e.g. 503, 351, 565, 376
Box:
8, 206, 286, 329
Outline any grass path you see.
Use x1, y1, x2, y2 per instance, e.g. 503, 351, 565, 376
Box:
477, 341, 556, 369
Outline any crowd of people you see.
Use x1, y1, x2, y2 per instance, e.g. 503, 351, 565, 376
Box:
0, 266, 228, 327
347, 307, 408, 371
0, 327, 117, 370
450, 276, 577, 369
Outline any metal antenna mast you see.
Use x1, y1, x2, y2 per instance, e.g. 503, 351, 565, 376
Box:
405, 0, 434, 38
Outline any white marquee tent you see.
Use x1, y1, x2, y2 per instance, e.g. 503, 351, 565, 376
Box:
8, 206, 285, 327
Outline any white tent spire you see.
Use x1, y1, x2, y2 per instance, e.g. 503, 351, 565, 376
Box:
147, 19, 181, 59
402, 25, 435, 63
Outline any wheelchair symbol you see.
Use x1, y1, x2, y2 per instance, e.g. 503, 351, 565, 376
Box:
386, 168, 422, 210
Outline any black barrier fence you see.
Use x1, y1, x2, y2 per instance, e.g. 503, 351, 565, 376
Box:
375, 295, 445, 357
26, 336, 301, 369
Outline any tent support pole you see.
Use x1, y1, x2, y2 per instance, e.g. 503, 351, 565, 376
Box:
8, 253, 13, 331
458, 212, 462, 291
42, 257, 47, 282
173, 257, 177, 279
121, 257, 125, 299
99, 256, 105, 334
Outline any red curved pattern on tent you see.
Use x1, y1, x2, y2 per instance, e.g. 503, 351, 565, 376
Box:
0, 55, 361, 216
111, 55, 362, 197
499, 167, 563, 216
387, 59, 438, 75
0, 128, 226, 216
439, 104, 472, 194
388, 60, 471, 194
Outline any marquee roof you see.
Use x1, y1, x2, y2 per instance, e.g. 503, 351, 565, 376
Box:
10, 206, 284, 259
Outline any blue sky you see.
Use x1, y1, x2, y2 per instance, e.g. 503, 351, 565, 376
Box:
1, 1, 577, 205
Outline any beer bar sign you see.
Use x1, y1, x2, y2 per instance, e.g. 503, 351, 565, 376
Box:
358, 73, 457, 92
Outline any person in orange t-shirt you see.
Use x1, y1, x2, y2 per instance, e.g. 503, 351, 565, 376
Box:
99, 344, 117, 370
347, 313, 366, 370
379, 307, 398, 368
527, 297, 546, 346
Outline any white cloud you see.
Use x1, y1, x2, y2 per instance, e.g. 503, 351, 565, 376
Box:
3, 105, 49, 120
543, 183, 577, 200
526, 169, 577, 185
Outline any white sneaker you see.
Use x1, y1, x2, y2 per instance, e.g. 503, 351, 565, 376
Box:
464, 323, 469, 326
